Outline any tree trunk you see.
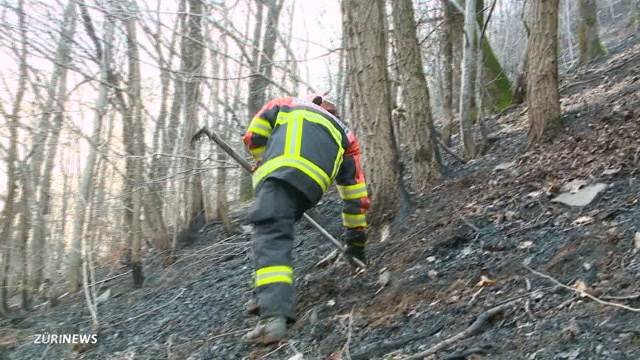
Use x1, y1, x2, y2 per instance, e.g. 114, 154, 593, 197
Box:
578, 0, 606, 65
179, 0, 205, 248
342, 0, 408, 225
0, 0, 28, 316
391, 0, 442, 192
476, 0, 513, 113
627, 0, 640, 31
69, 6, 113, 292
459, 0, 478, 160
20, 0, 76, 297
242, 0, 285, 201
527, 0, 561, 144
440, 0, 457, 145
17, 162, 32, 309
125, 2, 145, 288
30, 22, 74, 296
216, 10, 235, 234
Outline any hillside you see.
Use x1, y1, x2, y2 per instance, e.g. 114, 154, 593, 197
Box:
3, 34, 640, 360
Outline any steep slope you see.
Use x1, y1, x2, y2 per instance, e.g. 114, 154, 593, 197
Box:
3, 36, 640, 360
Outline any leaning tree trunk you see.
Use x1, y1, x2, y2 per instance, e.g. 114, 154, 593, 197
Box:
68, 7, 113, 292
459, 0, 478, 160
391, 0, 442, 192
342, 0, 408, 225
527, 0, 561, 144
578, 0, 606, 65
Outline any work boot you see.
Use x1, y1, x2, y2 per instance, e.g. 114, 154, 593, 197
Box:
243, 316, 287, 345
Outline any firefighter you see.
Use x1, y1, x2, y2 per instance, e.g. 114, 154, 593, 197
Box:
242, 94, 370, 344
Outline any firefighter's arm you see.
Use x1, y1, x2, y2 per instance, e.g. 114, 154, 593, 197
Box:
242, 100, 280, 163
335, 132, 370, 237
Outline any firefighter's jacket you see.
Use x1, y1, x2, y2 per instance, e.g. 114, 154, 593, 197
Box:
243, 97, 370, 229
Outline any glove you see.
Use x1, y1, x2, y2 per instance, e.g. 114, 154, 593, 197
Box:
343, 229, 366, 265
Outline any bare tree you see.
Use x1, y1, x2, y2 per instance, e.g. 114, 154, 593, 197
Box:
125, 0, 146, 287
527, 0, 562, 144
440, 0, 460, 145
240, 0, 285, 201
29, 0, 76, 296
0, 0, 28, 316
69, 3, 113, 292
578, 0, 607, 64
342, 0, 409, 224
178, 0, 205, 253
391, 0, 442, 192
459, 0, 478, 159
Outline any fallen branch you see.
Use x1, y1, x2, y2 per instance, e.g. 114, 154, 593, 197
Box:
405, 300, 520, 359
110, 288, 186, 327
459, 215, 481, 233
441, 345, 492, 360
437, 137, 466, 164
523, 278, 537, 320
601, 293, 640, 301
88, 270, 131, 288
353, 323, 443, 360
523, 265, 640, 312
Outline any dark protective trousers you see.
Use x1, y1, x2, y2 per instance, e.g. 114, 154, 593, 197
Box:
249, 179, 311, 321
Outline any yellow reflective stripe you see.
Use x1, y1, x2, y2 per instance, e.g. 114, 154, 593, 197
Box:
299, 111, 344, 148
256, 275, 293, 286
255, 265, 293, 287
294, 118, 304, 156
284, 118, 302, 156
249, 146, 265, 161
337, 183, 368, 200
276, 109, 344, 149
248, 117, 272, 137
253, 156, 331, 191
342, 213, 367, 228
275, 111, 292, 125
331, 147, 345, 180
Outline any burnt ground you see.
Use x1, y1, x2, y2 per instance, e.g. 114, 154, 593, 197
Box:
2, 34, 640, 360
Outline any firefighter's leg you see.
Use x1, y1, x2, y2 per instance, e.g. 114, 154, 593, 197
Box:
249, 179, 308, 322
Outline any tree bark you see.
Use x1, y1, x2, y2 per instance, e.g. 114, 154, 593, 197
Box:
178, 0, 205, 250
578, 0, 606, 65
391, 0, 442, 192
459, 0, 478, 160
527, 0, 561, 144
17, 162, 32, 309
342, 0, 408, 225
440, 0, 458, 145
21, 0, 76, 297
125, 0, 145, 287
0, 0, 28, 316
242, 0, 285, 201
476, 0, 513, 113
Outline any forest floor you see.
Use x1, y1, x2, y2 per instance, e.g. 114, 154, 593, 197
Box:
2, 33, 640, 360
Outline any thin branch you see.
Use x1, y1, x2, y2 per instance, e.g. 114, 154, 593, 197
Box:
524, 265, 640, 312
406, 299, 521, 359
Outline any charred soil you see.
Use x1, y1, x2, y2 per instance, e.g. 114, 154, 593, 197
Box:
2, 35, 640, 360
